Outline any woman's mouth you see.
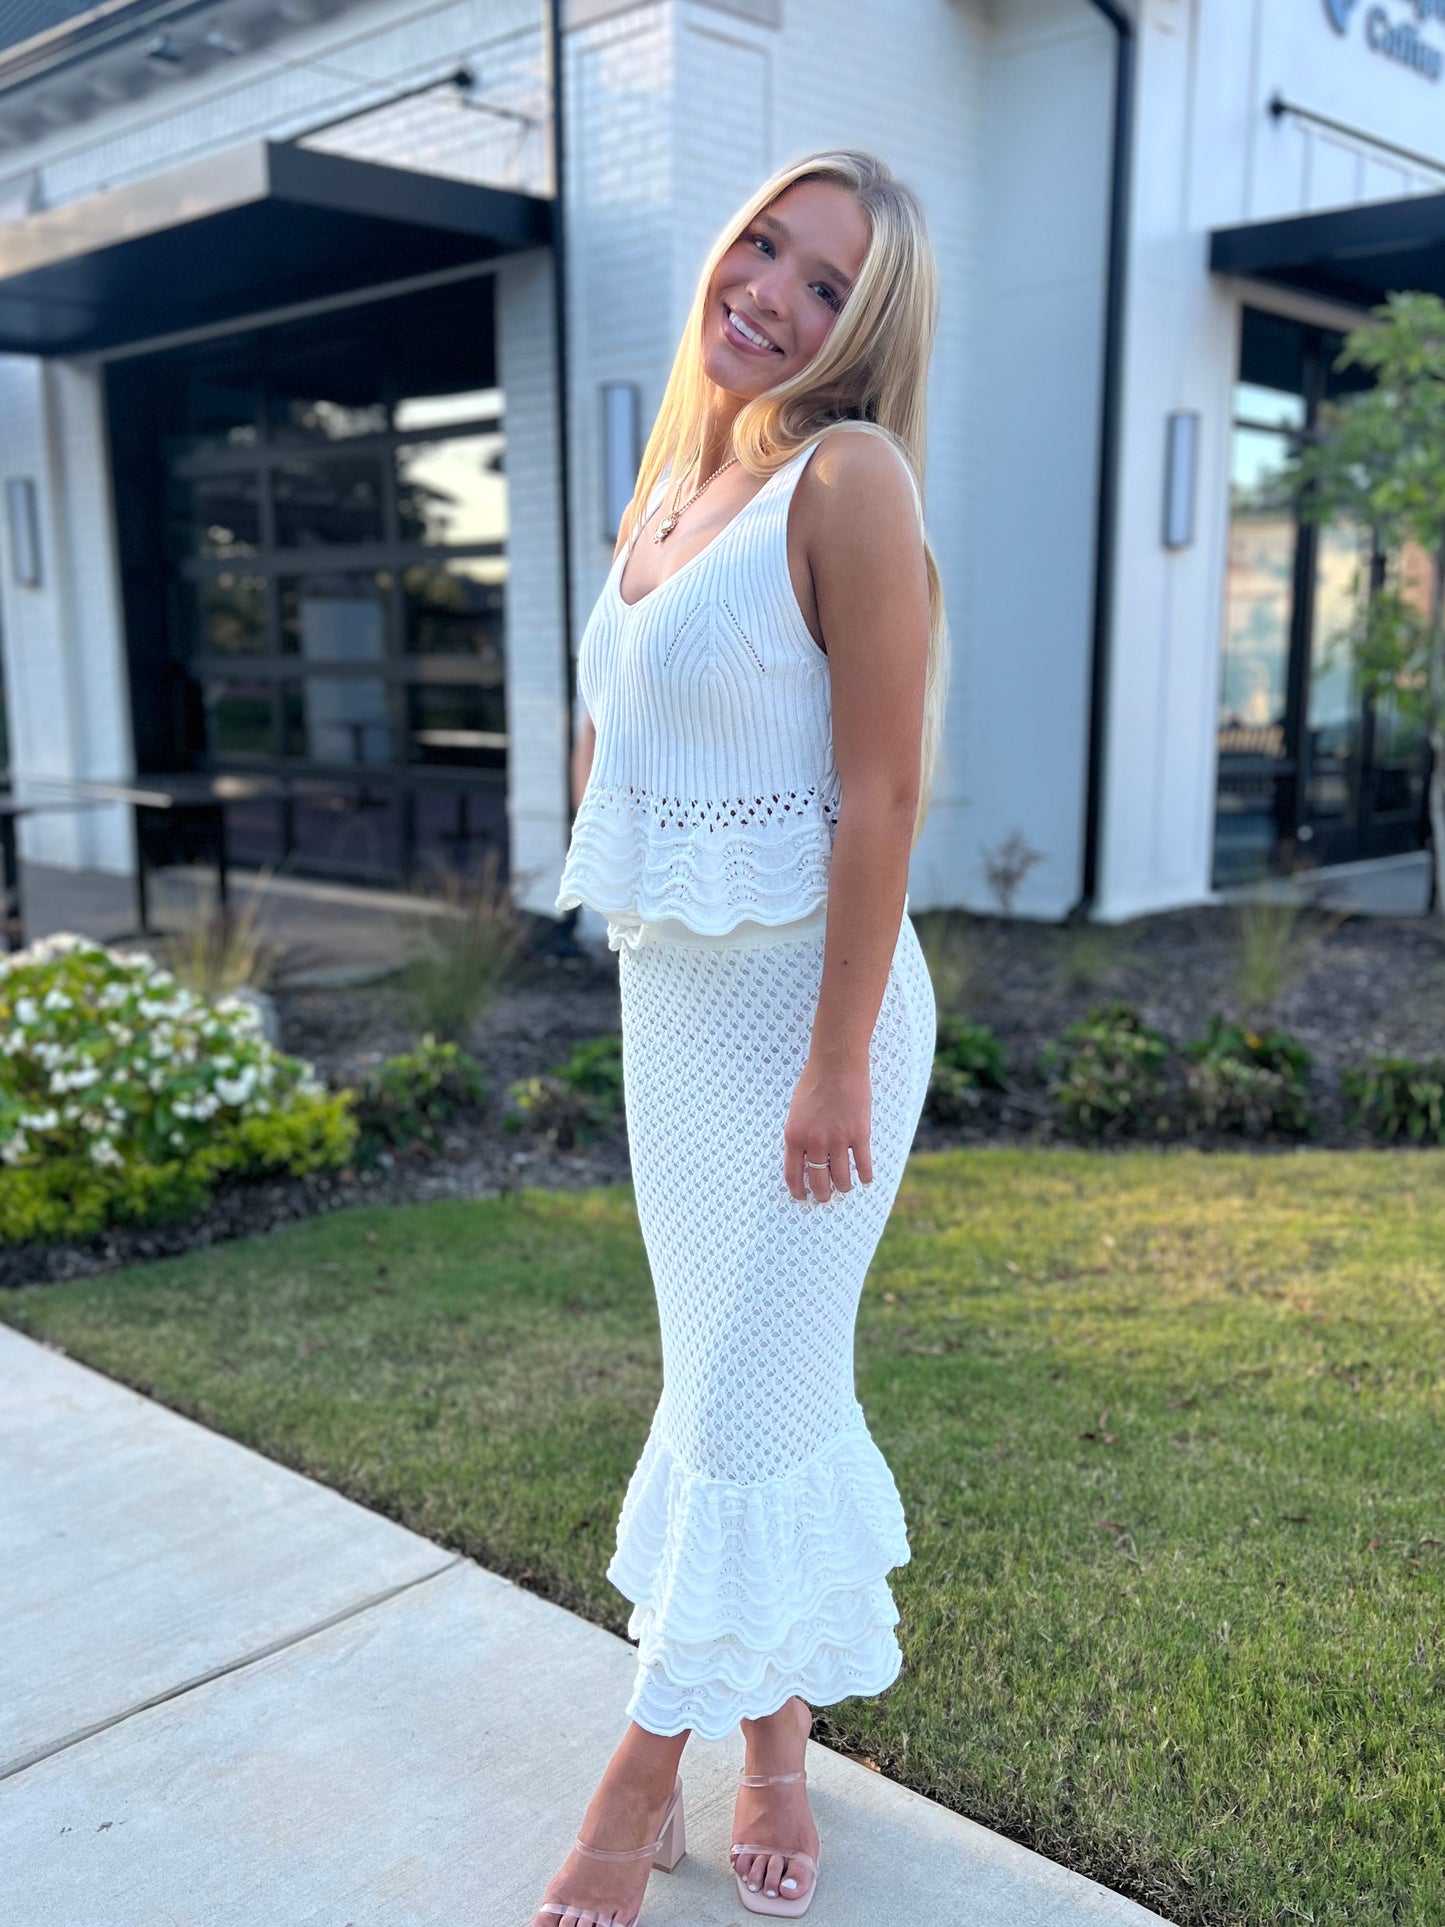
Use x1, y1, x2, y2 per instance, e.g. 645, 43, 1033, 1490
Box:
722, 301, 784, 356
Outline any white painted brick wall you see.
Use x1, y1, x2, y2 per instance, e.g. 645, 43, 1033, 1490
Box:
496, 245, 570, 918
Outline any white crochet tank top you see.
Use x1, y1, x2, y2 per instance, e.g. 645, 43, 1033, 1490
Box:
556, 435, 840, 944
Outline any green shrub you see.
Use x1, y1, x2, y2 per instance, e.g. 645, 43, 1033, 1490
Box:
1341, 1052, 1445, 1143
504, 1033, 623, 1149
351, 1035, 487, 1165
925, 1015, 1008, 1124
1036, 1000, 1170, 1141
1180, 1015, 1315, 1139
0, 933, 355, 1245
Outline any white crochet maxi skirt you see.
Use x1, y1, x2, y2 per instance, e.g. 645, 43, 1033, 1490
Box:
605, 897, 937, 1741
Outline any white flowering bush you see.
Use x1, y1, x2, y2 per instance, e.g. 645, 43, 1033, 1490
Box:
0, 933, 356, 1244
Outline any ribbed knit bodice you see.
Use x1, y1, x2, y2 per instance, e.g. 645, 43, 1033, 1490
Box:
556, 436, 839, 943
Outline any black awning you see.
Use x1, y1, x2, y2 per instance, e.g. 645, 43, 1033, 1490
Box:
0, 139, 553, 356
1210, 189, 1445, 309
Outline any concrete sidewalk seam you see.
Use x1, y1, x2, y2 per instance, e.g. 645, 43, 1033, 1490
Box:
2, 1551, 467, 1783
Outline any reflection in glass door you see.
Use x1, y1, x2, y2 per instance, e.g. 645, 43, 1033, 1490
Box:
1213, 308, 1431, 887
106, 273, 510, 889
1214, 386, 1305, 886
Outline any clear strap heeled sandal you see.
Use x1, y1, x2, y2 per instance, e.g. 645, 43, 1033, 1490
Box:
535, 1775, 686, 1926
730, 1766, 821, 1918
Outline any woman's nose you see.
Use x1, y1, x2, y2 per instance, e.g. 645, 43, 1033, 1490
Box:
746, 275, 787, 321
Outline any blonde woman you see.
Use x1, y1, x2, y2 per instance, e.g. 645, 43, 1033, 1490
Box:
538, 147, 948, 1926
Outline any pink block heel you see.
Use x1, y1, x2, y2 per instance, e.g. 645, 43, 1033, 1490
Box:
730, 1766, 821, 1918
535, 1775, 686, 1925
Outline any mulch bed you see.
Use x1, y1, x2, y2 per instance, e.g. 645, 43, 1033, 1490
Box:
4, 901, 1441, 1291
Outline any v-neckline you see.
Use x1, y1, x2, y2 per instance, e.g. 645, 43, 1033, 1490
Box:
612, 454, 795, 613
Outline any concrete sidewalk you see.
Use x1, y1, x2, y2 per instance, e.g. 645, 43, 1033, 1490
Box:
0, 1322, 1174, 1927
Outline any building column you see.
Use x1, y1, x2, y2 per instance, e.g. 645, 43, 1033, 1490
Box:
0, 352, 134, 874
497, 248, 571, 921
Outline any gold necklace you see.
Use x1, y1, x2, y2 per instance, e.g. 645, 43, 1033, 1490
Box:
654, 454, 740, 542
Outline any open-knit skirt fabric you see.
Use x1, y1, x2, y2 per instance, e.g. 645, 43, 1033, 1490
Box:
608, 904, 937, 1740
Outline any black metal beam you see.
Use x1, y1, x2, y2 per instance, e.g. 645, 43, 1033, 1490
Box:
1063, 0, 1136, 926
0, 139, 551, 355
1210, 186, 1445, 308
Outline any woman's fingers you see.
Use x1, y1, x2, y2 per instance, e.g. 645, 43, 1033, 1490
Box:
802, 1153, 833, 1204
796, 1141, 871, 1203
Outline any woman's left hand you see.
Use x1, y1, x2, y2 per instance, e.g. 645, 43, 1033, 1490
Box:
783, 1051, 874, 1203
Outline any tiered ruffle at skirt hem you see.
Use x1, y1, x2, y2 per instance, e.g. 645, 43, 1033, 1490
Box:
607, 1404, 911, 1741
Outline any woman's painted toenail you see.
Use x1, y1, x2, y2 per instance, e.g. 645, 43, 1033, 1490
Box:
782, 1877, 798, 1890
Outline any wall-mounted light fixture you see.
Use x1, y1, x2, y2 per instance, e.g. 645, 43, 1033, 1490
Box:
1163, 409, 1199, 550
5, 477, 41, 587
601, 380, 641, 543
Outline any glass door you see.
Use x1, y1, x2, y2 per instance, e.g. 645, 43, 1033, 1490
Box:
1213, 307, 1431, 886
107, 274, 510, 889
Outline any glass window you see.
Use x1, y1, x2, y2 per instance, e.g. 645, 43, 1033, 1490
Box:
408, 682, 506, 767
267, 396, 389, 445
287, 788, 404, 879
282, 677, 397, 767
1219, 420, 1297, 730
1214, 413, 1299, 885
203, 680, 274, 757
395, 432, 506, 547
127, 272, 513, 889
393, 387, 502, 433
272, 456, 385, 548
166, 472, 261, 561
192, 574, 269, 657
1305, 514, 1373, 835
157, 367, 260, 462
279, 571, 392, 660
401, 557, 505, 661
413, 783, 507, 877
1216, 306, 1430, 884
223, 800, 285, 868
1232, 384, 1306, 434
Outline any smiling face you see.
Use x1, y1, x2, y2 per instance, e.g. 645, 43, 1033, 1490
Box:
704, 177, 871, 398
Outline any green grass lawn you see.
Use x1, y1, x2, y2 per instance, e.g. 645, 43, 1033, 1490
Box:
4, 1147, 1442, 1926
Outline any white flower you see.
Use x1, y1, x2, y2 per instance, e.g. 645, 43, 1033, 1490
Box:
14, 997, 37, 1026
215, 1066, 258, 1107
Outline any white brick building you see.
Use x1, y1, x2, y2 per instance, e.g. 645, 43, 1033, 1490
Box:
0, 0, 1436, 935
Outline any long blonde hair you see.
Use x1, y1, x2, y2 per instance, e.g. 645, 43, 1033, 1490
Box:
626, 147, 950, 848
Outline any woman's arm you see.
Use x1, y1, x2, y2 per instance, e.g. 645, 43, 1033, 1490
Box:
571, 504, 640, 804
782, 430, 930, 1204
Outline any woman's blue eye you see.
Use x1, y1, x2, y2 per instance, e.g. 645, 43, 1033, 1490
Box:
747, 232, 839, 309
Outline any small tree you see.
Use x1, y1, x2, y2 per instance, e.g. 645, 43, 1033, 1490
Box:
1284, 290, 1444, 912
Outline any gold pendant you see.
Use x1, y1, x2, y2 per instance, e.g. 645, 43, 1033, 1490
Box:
654, 514, 678, 543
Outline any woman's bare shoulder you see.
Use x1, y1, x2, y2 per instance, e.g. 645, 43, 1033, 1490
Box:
797, 423, 924, 560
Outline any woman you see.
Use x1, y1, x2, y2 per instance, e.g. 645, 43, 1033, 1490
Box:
537, 146, 949, 1926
